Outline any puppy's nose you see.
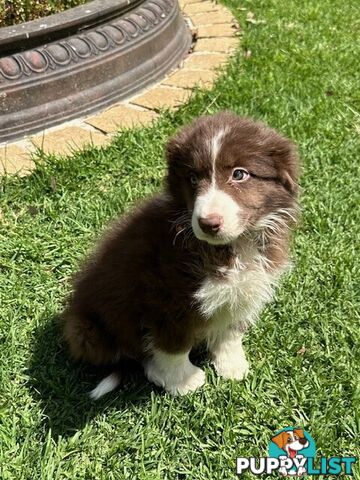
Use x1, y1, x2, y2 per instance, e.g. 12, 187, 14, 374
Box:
198, 214, 223, 235
299, 438, 308, 445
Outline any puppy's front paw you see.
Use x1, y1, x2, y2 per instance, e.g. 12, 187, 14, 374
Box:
213, 353, 249, 381
172, 365, 206, 396
145, 355, 205, 396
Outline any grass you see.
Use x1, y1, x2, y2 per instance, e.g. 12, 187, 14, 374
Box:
0, 0, 88, 27
0, 0, 359, 478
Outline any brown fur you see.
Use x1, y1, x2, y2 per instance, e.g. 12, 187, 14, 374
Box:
63, 112, 299, 368
271, 429, 307, 451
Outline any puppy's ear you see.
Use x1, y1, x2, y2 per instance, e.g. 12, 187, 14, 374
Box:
267, 134, 299, 195
165, 130, 188, 168
165, 135, 179, 165
294, 428, 306, 439
271, 432, 288, 450
281, 170, 298, 195
164, 130, 191, 204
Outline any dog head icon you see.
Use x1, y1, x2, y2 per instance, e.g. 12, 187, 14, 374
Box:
271, 428, 309, 459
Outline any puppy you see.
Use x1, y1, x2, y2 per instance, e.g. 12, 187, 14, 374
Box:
63, 111, 299, 398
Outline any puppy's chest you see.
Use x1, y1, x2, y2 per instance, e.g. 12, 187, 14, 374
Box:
193, 256, 276, 325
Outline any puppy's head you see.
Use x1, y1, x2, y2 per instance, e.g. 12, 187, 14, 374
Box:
166, 111, 299, 245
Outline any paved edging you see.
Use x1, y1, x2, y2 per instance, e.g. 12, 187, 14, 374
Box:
0, 0, 239, 176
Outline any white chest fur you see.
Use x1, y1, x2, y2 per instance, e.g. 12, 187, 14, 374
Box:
194, 248, 282, 339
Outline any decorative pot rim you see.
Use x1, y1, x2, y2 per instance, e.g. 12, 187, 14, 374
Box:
0, 0, 143, 55
0, 0, 192, 143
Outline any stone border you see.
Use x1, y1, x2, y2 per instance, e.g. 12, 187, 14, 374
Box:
0, 0, 239, 176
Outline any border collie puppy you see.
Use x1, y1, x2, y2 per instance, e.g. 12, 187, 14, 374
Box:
63, 111, 299, 398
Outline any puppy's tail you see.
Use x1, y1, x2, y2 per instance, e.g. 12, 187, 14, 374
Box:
89, 372, 120, 400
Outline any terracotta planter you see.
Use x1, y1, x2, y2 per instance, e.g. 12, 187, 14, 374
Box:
0, 0, 191, 143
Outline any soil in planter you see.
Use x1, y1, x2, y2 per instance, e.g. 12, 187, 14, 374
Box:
0, 0, 89, 27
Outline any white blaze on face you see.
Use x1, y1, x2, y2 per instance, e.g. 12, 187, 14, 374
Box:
192, 128, 243, 245
285, 431, 309, 454
210, 129, 227, 175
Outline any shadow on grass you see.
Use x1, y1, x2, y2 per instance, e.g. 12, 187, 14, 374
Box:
27, 314, 153, 439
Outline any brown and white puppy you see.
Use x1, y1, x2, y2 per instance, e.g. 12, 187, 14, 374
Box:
63, 111, 299, 398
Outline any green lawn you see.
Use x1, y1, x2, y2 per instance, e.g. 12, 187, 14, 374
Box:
1, 0, 359, 478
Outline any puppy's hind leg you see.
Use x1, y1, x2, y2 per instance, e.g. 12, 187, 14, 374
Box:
63, 308, 118, 366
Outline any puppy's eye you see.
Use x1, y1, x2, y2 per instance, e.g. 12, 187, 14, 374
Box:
189, 173, 198, 187
232, 168, 249, 182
